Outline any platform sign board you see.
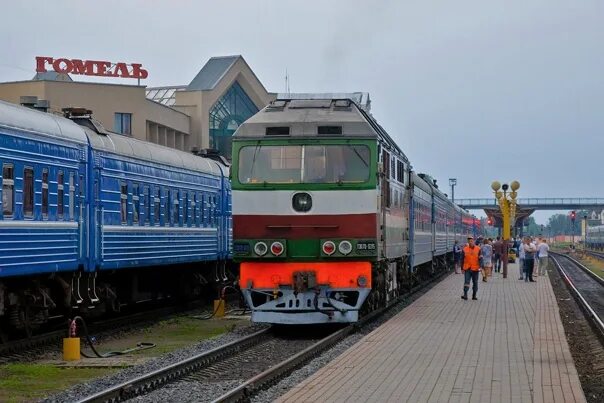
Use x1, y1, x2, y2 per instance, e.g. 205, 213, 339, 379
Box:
35, 56, 148, 80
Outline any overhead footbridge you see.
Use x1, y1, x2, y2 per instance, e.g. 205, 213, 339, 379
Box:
456, 198, 604, 227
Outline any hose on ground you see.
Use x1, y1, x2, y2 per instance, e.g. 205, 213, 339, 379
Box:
68, 316, 156, 358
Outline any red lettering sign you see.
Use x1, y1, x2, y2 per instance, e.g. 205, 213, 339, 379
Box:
35, 56, 148, 79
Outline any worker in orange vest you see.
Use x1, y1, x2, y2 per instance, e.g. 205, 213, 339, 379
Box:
461, 236, 482, 300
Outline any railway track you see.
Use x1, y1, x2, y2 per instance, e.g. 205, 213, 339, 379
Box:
74, 271, 449, 403
550, 252, 604, 339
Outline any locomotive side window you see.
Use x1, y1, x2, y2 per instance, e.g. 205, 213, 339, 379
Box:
57, 171, 64, 219
2, 163, 14, 217
120, 182, 128, 224
23, 167, 34, 218
42, 168, 49, 219
132, 184, 140, 224
69, 173, 75, 220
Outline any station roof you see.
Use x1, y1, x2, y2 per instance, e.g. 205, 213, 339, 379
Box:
187, 55, 240, 91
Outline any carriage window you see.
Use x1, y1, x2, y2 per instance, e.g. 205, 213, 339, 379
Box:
154, 188, 160, 225
184, 192, 189, 226
165, 190, 171, 226
144, 186, 150, 225
42, 169, 49, 219
199, 195, 206, 227
23, 167, 34, 218
120, 183, 128, 224
2, 164, 14, 217
132, 184, 140, 224
57, 171, 64, 219
174, 190, 180, 226
69, 173, 75, 220
193, 194, 198, 226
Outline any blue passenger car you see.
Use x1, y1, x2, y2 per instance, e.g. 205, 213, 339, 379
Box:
0, 100, 231, 334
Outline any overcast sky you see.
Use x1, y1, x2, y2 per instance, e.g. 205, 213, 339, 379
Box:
2, 1, 602, 224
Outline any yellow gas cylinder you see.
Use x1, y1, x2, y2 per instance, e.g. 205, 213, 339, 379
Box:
63, 337, 81, 361
213, 299, 225, 317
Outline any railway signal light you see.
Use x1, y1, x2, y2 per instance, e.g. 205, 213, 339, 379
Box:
570, 211, 576, 222
487, 217, 493, 226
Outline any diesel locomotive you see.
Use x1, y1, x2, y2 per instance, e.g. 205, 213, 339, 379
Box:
231, 98, 477, 324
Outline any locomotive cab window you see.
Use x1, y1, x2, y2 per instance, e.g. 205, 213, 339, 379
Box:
238, 144, 370, 184
2, 163, 14, 217
23, 167, 34, 218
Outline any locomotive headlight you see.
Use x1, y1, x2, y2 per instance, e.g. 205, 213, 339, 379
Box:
357, 275, 368, 287
338, 240, 352, 255
322, 241, 336, 255
254, 241, 268, 256
292, 192, 312, 212
270, 241, 284, 256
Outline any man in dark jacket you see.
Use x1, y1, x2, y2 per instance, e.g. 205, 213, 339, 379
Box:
492, 237, 504, 273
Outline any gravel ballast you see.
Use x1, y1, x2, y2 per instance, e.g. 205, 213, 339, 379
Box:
42, 322, 267, 403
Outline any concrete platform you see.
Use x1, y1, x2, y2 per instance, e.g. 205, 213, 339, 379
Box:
278, 264, 586, 402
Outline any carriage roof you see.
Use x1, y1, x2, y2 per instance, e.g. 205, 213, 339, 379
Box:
0, 100, 223, 177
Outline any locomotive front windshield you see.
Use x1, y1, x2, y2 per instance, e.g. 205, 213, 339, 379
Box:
238, 144, 370, 184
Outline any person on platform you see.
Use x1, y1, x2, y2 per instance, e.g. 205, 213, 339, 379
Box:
538, 239, 550, 276
481, 238, 494, 282
453, 240, 462, 274
523, 237, 537, 282
518, 238, 526, 280
461, 236, 482, 300
492, 237, 504, 273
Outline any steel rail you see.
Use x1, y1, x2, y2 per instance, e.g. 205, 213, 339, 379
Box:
561, 252, 604, 286
76, 328, 271, 403
550, 253, 604, 338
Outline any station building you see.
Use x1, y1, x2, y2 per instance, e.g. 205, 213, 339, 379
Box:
0, 55, 274, 160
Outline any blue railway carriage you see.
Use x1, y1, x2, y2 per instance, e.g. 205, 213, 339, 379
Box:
0, 100, 230, 334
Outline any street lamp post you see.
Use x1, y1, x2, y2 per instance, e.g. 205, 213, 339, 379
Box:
449, 178, 457, 204
491, 180, 520, 279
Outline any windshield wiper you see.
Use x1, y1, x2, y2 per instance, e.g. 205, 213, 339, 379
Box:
352, 147, 369, 167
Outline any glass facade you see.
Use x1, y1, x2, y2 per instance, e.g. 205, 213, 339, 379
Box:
209, 81, 258, 160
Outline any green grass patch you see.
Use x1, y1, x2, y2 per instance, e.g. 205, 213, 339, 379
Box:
0, 363, 116, 403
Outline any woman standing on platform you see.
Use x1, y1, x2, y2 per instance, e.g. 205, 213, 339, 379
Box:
481, 238, 494, 282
